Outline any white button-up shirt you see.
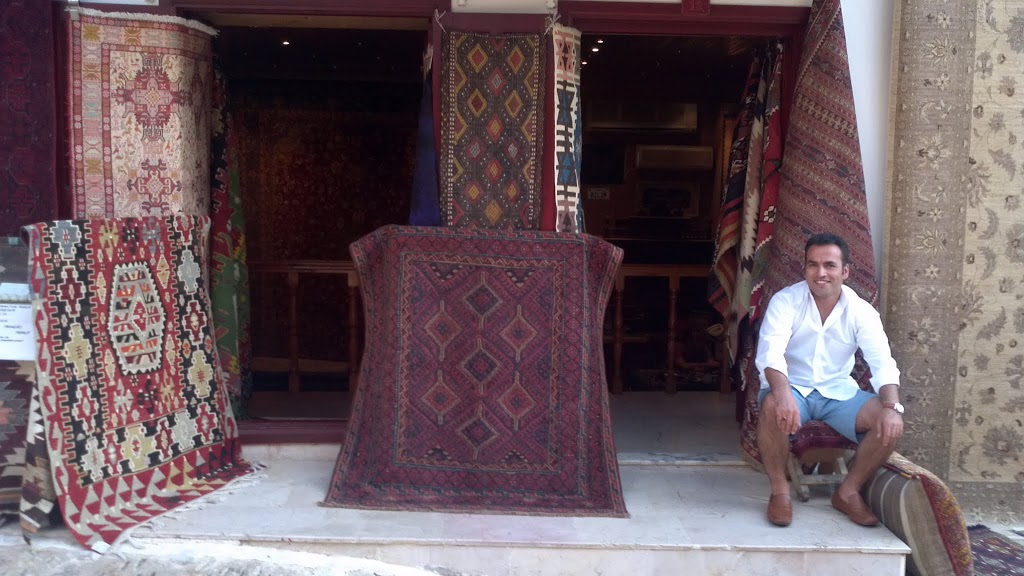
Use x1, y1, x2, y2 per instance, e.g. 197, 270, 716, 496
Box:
755, 282, 900, 400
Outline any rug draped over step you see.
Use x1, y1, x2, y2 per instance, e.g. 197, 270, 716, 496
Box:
439, 32, 545, 229
19, 217, 255, 551
324, 225, 627, 517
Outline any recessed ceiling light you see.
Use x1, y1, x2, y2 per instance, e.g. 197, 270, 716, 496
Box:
281, 40, 290, 46
591, 47, 599, 52
581, 60, 588, 65
596, 39, 604, 44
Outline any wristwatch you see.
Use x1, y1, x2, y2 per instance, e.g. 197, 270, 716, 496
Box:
883, 402, 905, 415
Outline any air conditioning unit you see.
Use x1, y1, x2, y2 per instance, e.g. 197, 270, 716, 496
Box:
585, 101, 698, 131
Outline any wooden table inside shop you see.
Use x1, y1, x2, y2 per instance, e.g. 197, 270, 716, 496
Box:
608, 263, 728, 395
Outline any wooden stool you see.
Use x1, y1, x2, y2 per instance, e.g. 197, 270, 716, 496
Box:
788, 421, 856, 502
787, 448, 849, 502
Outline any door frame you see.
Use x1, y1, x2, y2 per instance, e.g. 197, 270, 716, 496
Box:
94, 0, 809, 443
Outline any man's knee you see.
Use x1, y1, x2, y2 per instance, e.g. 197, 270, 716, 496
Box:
854, 396, 884, 433
760, 392, 778, 418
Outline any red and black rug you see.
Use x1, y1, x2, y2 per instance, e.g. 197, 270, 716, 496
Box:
19, 217, 256, 551
324, 225, 627, 517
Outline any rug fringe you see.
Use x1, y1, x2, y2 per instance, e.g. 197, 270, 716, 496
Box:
104, 463, 267, 556
75, 7, 218, 36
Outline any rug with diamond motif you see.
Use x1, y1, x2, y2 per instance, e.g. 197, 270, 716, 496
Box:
18, 217, 256, 551
324, 225, 626, 516
439, 32, 545, 230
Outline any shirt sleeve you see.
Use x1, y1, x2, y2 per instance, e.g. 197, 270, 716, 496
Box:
755, 290, 796, 388
854, 303, 901, 392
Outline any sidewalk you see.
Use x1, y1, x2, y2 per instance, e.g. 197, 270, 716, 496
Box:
0, 521, 466, 576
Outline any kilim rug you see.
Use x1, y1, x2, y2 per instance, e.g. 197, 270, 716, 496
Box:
324, 225, 627, 517
969, 525, 1024, 575
69, 9, 215, 218
210, 62, 252, 418
440, 32, 545, 230
707, 42, 783, 362
882, 0, 1024, 521
552, 24, 584, 234
19, 217, 256, 551
738, 0, 875, 466
0, 0, 59, 236
0, 361, 32, 521
708, 51, 764, 330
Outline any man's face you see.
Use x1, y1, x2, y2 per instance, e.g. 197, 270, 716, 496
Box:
804, 244, 849, 301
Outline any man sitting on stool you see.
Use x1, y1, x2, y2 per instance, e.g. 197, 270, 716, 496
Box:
755, 233, 903, 527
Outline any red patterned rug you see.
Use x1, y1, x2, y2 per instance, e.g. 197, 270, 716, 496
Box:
739, 0, 877, 465
440, 32, 545, 230
324, 225, 627, 517
19, 216, 256, 551
0, 0, 59, 235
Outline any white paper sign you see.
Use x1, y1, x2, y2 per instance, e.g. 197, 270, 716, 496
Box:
0, 303, 35, 361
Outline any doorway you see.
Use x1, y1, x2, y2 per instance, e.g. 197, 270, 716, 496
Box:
207, 20, 428, 420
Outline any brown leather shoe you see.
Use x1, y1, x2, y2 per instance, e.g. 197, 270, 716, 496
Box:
767, 493, 793, 527
831, 491, 880, 526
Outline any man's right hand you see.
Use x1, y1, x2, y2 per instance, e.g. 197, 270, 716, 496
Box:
765, 368, 801, 435
774, 391, 801, 435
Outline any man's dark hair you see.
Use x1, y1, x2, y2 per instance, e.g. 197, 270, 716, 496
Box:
804, 233, 850, 265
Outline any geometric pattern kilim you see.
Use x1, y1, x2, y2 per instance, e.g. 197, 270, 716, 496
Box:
552, 24, 584, 234
324, 225, 627, 517
69, 9, 215, 219
19, 217, 255, 552
440, 32, 545, 230
0, 361, 32, 519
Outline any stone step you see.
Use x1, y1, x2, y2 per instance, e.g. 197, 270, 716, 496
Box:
132, 458, 909, 576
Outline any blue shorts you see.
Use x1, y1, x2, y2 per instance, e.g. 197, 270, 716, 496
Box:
758, 387, 876, 443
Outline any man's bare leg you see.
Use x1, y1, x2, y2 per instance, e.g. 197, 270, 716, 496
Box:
832, 398, 892, 526
758, 393, 791, 495
757, 392, 793, 526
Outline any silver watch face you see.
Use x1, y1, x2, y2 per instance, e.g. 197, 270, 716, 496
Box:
892, 402, 905, 415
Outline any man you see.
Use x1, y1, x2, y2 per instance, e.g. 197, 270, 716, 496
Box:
755, 233, 903, 527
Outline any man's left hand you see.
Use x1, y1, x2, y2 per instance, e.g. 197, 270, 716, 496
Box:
877, 409, 903, 447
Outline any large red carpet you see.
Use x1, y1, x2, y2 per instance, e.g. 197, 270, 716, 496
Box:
324, 225, 627, 517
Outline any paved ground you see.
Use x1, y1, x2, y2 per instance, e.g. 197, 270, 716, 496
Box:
0, 520, 466, 576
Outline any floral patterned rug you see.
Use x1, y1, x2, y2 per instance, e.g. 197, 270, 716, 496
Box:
883, 0, 1024, 521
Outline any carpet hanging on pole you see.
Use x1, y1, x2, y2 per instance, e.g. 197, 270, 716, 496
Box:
68, 9, 215, 219
18, 217, 257, 552
323, 225, 627, 517
551, 24, 584, 233
439, 32, 546, 229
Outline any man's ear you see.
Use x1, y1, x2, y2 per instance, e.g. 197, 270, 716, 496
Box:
842, 264, 850, 279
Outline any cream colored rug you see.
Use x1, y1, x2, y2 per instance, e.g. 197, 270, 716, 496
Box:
884, 0, 1024, 522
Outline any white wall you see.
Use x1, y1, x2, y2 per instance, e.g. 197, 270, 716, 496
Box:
841, 0, 894, 285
